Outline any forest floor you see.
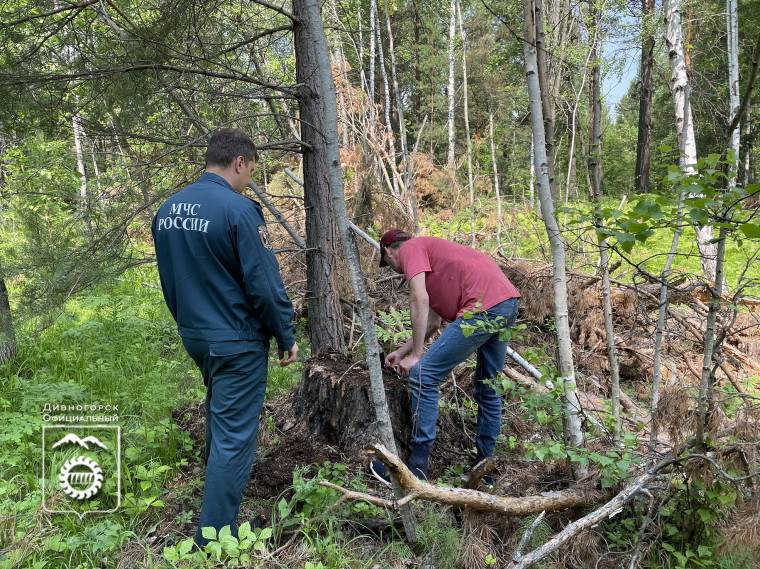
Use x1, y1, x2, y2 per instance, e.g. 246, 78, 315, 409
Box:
135, 258, 760, 568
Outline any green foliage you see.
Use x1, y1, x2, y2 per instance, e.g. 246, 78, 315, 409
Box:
416, 505, 465, 569
163, 522, 273, 566
375, 309, 413, 345
589, 152, 760, 255
602, 471, 742, 569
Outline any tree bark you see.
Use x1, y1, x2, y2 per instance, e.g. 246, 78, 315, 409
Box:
326, 444, 612, 514
587, 0, 619, 443
634, 0, 655, 194
664, 0, 718, 280
0, 257, 17, 364
373, 2, 400, 199
490, 107, 503, 244
534, 0, 556, 201
695, 228, 726, 450
726, 0, 740, 184
446, 0, 457, 168
457, 0, 476, 248
293, 3, 346, 354
523, 0, 585, 469
293, 0, 417, 541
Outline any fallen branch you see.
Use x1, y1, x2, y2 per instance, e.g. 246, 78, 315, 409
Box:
505, 469, 657, 569
319, 445, 613, 516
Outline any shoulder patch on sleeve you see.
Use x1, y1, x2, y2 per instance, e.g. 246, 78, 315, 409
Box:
258, 225, 272, 250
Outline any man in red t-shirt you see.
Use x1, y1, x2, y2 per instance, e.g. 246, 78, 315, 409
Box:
371, 229, 520, 487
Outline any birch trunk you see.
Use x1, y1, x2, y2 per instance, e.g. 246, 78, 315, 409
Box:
523, 0, 585, 464
588, 10, 620, 442
72, 111, 90, 232
726, 0, 740, 183
457, 0, 476, 248
664, 0, 717, 280
382, 0, 413, 207
293, 0, 417, 540
648, 193, 686, 460
373, 3, 399, 199
369, 0, 376, 114
0, 127, 16, 363
446, 0, 457, 167
695, 228, 726, 450
534, 0, 556, 200
490, 108, 503, 244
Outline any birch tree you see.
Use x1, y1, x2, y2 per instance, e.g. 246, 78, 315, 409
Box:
726, 0, 740, 183
446, 0, 457, 167
457, 0, 476, 247
664, 0, 718, 280
523, 0, 585, 466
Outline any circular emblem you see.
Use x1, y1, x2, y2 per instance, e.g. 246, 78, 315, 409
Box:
59, 456, 104, 500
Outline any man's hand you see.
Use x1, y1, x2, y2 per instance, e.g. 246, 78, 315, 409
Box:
279, 343, 298, 366
399, 354, 421, 377
384, 349, 402, 369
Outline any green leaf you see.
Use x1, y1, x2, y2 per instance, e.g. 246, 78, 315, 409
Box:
178, 538, 194, 556
238, 521, 252, 540
163, 546, 179, 562
739, 223, 760, 238
688, 208, 709, 224
258, 527, 273, 541
201, 526, 217, 541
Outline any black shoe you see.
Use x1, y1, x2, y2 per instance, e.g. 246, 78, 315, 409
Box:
370, 460, 391, 486
370, 459, 428, 486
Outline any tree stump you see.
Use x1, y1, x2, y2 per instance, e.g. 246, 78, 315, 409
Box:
294, 352, 413, 458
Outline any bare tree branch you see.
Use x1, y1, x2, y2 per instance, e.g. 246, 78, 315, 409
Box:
1, 0, 99, 26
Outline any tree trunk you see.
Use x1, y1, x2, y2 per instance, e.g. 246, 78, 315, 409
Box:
534, 0, 556, 201
588, 1, 602, 204
457, 0, 476, 248
293, 0, 417, 540
446, 0, 457, 168
295, 358, 412, 456
648, 193, 686, 461
634, 0, 655, 194
490, 107, 503, 244
523, 0, 585, 468
726, 0, 740, 183
72, 111, 91, 232
293, 4, 346, 354
695, 228, 727, 450
382, 0, 413, 210
664, 0, 717, 280
0, 257, 17, 365
373, 2, 399, 199
588, 7, 620, 444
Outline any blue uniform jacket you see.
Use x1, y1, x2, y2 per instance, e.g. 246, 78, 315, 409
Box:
151, 172, 296, 350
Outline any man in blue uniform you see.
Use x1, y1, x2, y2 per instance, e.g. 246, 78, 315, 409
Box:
152, 128, 298, 546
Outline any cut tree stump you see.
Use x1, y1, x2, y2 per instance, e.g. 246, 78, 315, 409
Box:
294, 352, 413, 457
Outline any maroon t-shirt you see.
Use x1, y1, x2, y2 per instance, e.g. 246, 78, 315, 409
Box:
398, 237, 520, 322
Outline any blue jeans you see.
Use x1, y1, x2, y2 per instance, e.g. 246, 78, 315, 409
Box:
181, 338, 270, 547
408, 298, 518, 459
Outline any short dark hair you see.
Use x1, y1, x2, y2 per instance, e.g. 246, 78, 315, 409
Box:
205, 128, 259, 168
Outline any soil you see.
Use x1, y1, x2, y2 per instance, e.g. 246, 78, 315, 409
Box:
172, 352, 501, 501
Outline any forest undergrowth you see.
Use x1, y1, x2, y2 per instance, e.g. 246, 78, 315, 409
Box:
0, 203, 759, 569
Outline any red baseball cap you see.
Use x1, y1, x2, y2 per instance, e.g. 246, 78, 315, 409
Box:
379, 229, 411, 267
